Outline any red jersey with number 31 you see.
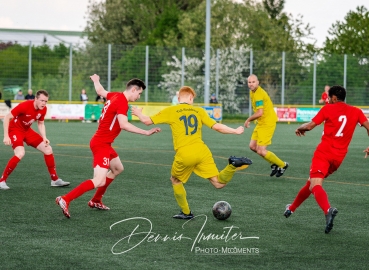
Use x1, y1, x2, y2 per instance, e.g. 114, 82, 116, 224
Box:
92, 92, 128, 144
312, 102, 367, 153
9, 100, 46, 131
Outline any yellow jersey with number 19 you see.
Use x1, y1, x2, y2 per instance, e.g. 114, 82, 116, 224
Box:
150, 103, 217, 151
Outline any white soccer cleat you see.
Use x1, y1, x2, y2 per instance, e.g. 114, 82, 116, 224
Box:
0, 181, 10, 190
51, 179, 70, 187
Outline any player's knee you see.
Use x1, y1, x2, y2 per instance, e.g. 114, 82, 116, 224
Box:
44, 148, 53, 155
92, 177, 106, 188
249, 145, 256, 152
170, 176, 181, 185
214, 182, 225, 189
114, 165, 124, 175
15, 152, 25, 159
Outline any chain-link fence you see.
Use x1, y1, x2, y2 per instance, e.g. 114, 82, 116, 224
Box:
1, 41, 368, 113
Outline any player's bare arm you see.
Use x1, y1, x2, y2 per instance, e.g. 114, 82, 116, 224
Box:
130, 106, 154, 126
37, 120, 50, 145
2, 112, 14, 145
90, 74, 108, 98
363, 147, 369, 158
360, 121, 369, 158
244, 109, 263, 128
212, 123, 244, 135
295, 121, 317, 137
117, 114, 160, 135
362, 121, 369, 136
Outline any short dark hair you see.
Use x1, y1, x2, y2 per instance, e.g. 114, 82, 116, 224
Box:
36, 90, 49, 98
328, 85, 346, 101
126, 78, 146, 90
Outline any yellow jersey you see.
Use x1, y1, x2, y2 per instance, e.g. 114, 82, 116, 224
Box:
150, 103, 217, 151
250, 86, 277, 125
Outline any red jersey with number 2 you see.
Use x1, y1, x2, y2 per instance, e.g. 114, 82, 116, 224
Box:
92, 92, 129, 144
312, 102, 367, 155
9, 100, 46, 131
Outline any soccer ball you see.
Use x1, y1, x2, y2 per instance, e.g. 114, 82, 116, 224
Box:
212, 201, 232, 220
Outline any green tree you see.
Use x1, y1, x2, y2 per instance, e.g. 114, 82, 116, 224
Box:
0, 43, 69, 88
85, 0, 203, 46
324, 6, 369, 56
262, 0, 285, 20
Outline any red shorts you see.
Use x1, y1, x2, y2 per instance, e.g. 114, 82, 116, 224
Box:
9, 128, 44, 149
309, 148, 345, 179
90, 139, 118, 169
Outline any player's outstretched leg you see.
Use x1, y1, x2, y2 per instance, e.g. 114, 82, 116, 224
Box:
172, 182, 193, 219
218, 156, 252, 184
0, 156, 21, 189
44, 154, 70, 187
88, 177, 114, 210
55, 180, 95, 218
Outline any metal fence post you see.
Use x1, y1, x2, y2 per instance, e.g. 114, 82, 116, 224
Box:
108, 44, 111, 92
313, 53, 317, 106
181, 47, 185, 87
28, 41, 32, 89
204, 0, 211, 105
249, 49, 253, 116
343, 54, 347, 91
145, 46, 149, 102
69, 43, 73, 102
281, 51, 285, 106
215, 49, 220, 99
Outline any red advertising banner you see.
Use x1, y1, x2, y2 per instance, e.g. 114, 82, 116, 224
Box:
276, 107, 297, 122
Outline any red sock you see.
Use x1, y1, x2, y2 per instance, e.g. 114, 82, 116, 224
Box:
0, 156, 21, 181
64, 180, 95, 203
311, 185, 330, 214
91, 177, 114, 202
44, 154, 59, 180
289, 180, 311, 212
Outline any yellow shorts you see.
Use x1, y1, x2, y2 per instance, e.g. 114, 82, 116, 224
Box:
171, 143, 219, 183
251, 124, 276, 146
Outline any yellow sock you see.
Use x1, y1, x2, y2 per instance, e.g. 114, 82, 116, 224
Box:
219, 164, 238, 184
263, 151, 285, 167
172, 183, 190, 215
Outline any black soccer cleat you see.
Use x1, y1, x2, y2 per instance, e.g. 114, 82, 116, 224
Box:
276, 162, 289, 178
325, 207, 338, 234
284, 204, 293, 218
228, 156, 253, 167
270, 164, 278, 177
173, 211, 194, 220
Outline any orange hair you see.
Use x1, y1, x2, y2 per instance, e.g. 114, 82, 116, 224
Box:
178, 86, 196, 98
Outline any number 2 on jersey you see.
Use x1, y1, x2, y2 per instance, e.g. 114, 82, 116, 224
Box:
335, 115, 347, 137
180, 114, 198, 135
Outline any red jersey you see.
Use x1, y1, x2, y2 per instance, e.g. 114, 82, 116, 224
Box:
321, 92, 329, 105
92, 92, 128, 144
312, 102, 368, 154
9, 100, 46, 131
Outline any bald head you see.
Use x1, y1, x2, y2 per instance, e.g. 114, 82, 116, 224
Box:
247, 74, 259, 92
